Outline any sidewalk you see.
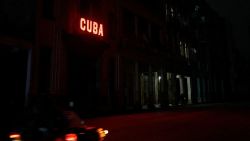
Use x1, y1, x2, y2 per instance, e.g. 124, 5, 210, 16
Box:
172, 102, 250, 111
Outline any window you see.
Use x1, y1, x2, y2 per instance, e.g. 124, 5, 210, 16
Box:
165, 3, 168, 21
192, 48, 197, 54
184, 43, 189, 59
179, 41, 185, 56
170, 8, 174, 17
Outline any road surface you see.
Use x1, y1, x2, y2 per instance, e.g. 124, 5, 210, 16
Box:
84, 104, 250, 141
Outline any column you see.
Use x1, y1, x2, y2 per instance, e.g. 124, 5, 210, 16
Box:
134, 62, 139, 107
197, 78, 202, 103
186, 77, 192, 104
154, 72, 160, 107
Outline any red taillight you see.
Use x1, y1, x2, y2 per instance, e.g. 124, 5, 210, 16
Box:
65, 133, 78, 141
9, 133, 22, 141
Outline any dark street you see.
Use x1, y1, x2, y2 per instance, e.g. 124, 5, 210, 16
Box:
85, 104, 250, 141
1, 0, 250, 140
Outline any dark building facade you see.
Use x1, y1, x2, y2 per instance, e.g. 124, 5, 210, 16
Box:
0, 0, 231, 115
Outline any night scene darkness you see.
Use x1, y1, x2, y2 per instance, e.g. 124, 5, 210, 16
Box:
206, 0, 250, 57
0, 0, 250, 141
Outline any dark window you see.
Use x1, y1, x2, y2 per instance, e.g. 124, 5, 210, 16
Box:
43, 0, 54, 19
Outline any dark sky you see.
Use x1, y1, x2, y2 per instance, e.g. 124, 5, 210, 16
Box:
205, 0, 250, 59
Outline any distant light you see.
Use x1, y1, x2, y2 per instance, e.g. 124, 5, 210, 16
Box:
65, 133, 77, 141
193, 48, 197, 54
158, 76, 162, 81
201, 16, 206, 22
9, 133, 21, 141
97, 128, 109, 140
195, 5, 200, 12
170, 8, 174, 17
69, 101, 74, 107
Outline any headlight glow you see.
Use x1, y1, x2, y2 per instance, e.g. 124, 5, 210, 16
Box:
65, 133, 78, 141
9, 133, 22, 141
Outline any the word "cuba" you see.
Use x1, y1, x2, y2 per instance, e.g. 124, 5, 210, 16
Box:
80, 18, 104, 37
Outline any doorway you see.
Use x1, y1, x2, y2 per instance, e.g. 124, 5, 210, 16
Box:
68, 54, 100, 115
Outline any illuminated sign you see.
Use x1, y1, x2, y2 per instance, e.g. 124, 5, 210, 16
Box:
80, 18, 104, 37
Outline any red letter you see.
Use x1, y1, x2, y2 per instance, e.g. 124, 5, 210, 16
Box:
98, 24, 104, 36
87, 20, 92, 33
93, 22, 98, 34
80, 18, 86, 31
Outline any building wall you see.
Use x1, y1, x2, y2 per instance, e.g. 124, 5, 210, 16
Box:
0, 0, 231, 114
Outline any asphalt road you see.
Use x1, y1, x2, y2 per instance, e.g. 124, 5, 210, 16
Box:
84, 103, 250, 141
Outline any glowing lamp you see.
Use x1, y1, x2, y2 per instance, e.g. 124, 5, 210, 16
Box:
9, 133, 21, 141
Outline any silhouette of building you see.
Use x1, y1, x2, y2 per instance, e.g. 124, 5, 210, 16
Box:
0, 0, 232, 115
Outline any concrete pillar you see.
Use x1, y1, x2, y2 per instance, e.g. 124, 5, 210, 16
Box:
148, 65, 153, 107
197, 78, 202, 103
134, 62, 139, 106
154, 72, 159, 106
178, 75, 184, 95
140, 73, 145, 107
186, 77, 192, 104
